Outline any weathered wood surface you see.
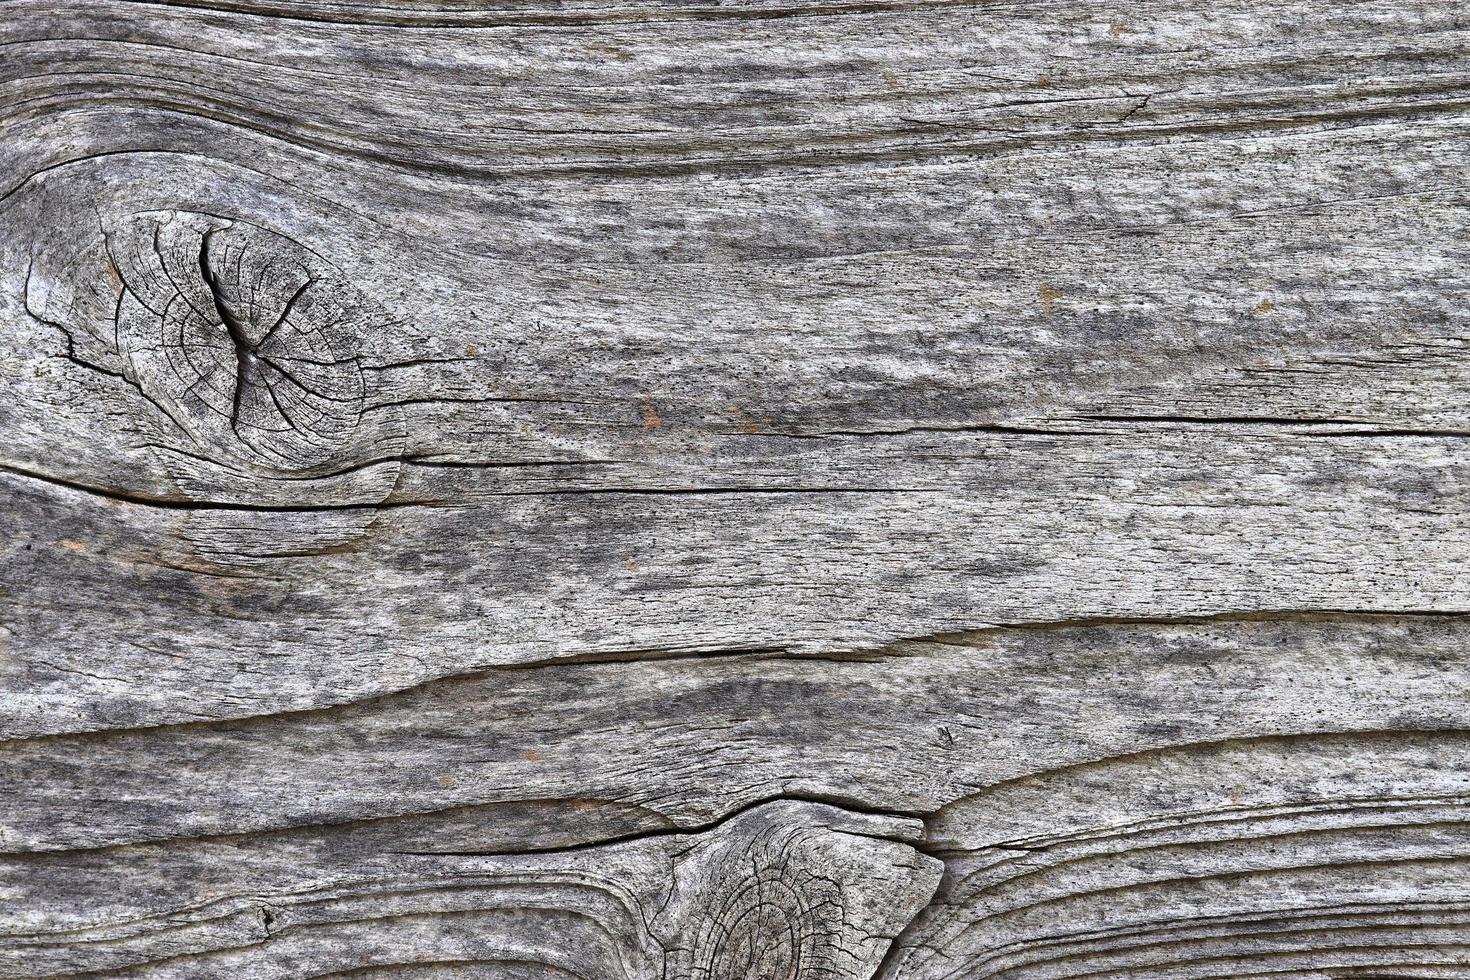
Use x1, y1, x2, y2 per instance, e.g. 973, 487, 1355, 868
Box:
2, 0, 1468, 975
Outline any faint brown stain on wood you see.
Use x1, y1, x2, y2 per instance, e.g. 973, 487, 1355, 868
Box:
1038, 283, 1064, 315
640, 395, 663, 429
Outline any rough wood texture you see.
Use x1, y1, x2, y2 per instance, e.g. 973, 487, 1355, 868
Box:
2, 0, 1467, 975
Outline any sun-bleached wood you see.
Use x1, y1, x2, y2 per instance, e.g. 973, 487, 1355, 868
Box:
2, 0, 1467, 975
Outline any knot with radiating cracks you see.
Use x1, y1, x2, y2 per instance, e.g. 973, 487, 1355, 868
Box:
198, 226, 316, 451
30, 210, 409, 559
107, 211, 403, 482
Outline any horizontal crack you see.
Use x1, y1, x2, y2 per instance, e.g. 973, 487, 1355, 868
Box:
3, 609, 1465, 748
735, 422, 1104, 439
386, 790, 927, 860
1072, 414, 1470, 437
924, 608, 1470, 645
0, 461, 444, 512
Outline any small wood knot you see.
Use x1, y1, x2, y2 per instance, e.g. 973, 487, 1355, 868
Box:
655, 802, 941, 980
690, 834, 843, 979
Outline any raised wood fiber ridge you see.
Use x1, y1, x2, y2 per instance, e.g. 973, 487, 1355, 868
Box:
1, 0, 1468, 975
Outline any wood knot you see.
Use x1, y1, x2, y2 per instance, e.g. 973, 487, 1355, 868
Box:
20, 209, 415, 560
689, 831, 844, 979
111, 212, 394, 476
653, 801, 943, 980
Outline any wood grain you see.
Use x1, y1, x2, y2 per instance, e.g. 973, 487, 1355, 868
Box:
2, 0, 1467, 975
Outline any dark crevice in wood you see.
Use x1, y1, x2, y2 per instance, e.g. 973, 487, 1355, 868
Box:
258, 276, 313, 351
734, 422, 1106, 440
0, 148, 198, 206
0, 460, 445, 511
386, 789, 925, 861
16, 0, 1151, 30
1077, 414, 1374, 426
1072, 414, 1470, 438
298, 959, 586, 980
138, 441, 622, 482
363, 394, 601, 409
490, 484, 950, 497
0, 797, 679, 859
2, 610, 1464, 748
402, 457, 623, 470
198, 225, 253, 431
359, 356, 478, 372
929, 608, 1470, 643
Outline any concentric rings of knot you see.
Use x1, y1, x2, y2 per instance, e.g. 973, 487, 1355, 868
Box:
110, 212, 371, 473
689, 836, 844, 980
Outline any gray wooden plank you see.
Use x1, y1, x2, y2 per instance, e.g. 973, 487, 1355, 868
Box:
0, 617, 1465, 977
0, 800, 940, 978
2, 0, 1467, 974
